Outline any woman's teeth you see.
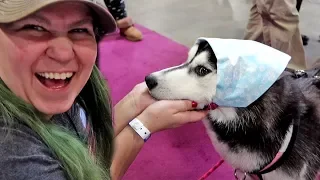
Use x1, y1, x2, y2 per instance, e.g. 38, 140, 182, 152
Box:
36, 72, 74, 80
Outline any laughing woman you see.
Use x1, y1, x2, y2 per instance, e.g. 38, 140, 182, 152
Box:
0, 0, 208, 180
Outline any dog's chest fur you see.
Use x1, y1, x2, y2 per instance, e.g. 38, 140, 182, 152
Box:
202, 116, 264, 171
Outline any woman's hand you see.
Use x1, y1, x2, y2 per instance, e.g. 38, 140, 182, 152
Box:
137, 100, 209, 133
128, 82, 156, 115
114, 82, 156, 136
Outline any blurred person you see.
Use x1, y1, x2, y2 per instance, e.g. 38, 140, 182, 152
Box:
105, 0, 143, 42
296, 0, 309, 46
244, 0, 307, 69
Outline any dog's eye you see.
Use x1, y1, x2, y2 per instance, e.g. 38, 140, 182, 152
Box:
195, 66, 211, 76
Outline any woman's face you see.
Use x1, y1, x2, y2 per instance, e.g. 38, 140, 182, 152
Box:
0, 2, 97, 115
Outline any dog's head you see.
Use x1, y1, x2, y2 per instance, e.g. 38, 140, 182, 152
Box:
145, 39, 218, 107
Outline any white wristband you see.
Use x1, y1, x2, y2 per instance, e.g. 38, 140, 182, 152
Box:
129, 118, 151, 142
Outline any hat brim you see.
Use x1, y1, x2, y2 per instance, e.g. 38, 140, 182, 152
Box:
0, 0, 117, 34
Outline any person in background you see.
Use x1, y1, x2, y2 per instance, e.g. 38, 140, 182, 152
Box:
104, 0, 143, 42
244, 0, 307, 69
296, 0, 309, 46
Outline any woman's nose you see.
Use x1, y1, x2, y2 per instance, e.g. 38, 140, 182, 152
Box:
46, 37, 75, 63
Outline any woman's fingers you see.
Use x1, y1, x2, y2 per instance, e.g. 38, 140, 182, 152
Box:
167, 100, 199, 112
175, 110, 209, 124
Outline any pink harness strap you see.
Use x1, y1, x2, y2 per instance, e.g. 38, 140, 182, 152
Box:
199, 125, 294, 180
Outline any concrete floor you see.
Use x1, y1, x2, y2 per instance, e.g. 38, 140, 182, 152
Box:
126, 0, 320, 67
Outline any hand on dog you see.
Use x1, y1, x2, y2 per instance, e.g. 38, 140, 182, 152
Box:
130, 82, 157, 114
137, 100, 209, 133
114, 82, 156, 136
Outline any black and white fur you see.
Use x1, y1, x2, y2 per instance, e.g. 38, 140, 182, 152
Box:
145, 39, 320, 180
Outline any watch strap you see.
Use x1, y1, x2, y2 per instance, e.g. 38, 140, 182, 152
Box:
129, 118, 151, 142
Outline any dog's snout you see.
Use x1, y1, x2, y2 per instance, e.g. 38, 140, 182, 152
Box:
145, 75, 158, 90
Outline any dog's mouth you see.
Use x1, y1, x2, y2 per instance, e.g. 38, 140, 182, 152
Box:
148, 92, 218, 111
147, 84, 218, 110
202, 102, 219, 110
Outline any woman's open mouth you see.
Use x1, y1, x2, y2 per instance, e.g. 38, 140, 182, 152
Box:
35, 72, 74, 89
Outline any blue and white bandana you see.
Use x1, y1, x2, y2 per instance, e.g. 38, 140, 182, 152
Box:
196, 37, 290, 107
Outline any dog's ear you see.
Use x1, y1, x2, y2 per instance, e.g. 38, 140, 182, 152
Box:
187, 40, 213, 62
188, 39, 217, 69
208, 48, 217, 69
187, 44, 200, 62
188, 40, 209, 60
197, 40, 217, 68
196, 39, 211, 54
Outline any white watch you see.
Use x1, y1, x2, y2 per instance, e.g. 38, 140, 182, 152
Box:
129, 118, 151, 142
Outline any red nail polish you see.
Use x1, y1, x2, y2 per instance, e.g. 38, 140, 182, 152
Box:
192, 101, 198, 108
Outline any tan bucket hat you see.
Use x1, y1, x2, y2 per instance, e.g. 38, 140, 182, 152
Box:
0, 0, 117, 34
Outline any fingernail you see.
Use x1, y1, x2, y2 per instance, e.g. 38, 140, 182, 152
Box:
209, 103, 218, 110
192, 101, 198, 108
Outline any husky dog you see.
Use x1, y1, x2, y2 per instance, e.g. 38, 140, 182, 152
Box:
145, 39, 320, 180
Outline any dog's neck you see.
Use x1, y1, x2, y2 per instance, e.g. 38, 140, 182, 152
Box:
229, 124, 294, 180
249, 123, 297, 180
206, 75, 304, 174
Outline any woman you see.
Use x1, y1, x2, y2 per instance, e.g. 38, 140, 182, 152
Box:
104, 0, 143, 42
0, 0, 208, 180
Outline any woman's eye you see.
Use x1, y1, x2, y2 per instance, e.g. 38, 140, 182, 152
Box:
70, 28, 89, 34
195, 66, 211, 76
21, 24, 46, 32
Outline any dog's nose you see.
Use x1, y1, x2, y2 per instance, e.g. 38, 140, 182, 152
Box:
145, 75, 158, 90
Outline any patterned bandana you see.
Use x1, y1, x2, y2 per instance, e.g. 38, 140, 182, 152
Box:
196, 37, 290, 107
